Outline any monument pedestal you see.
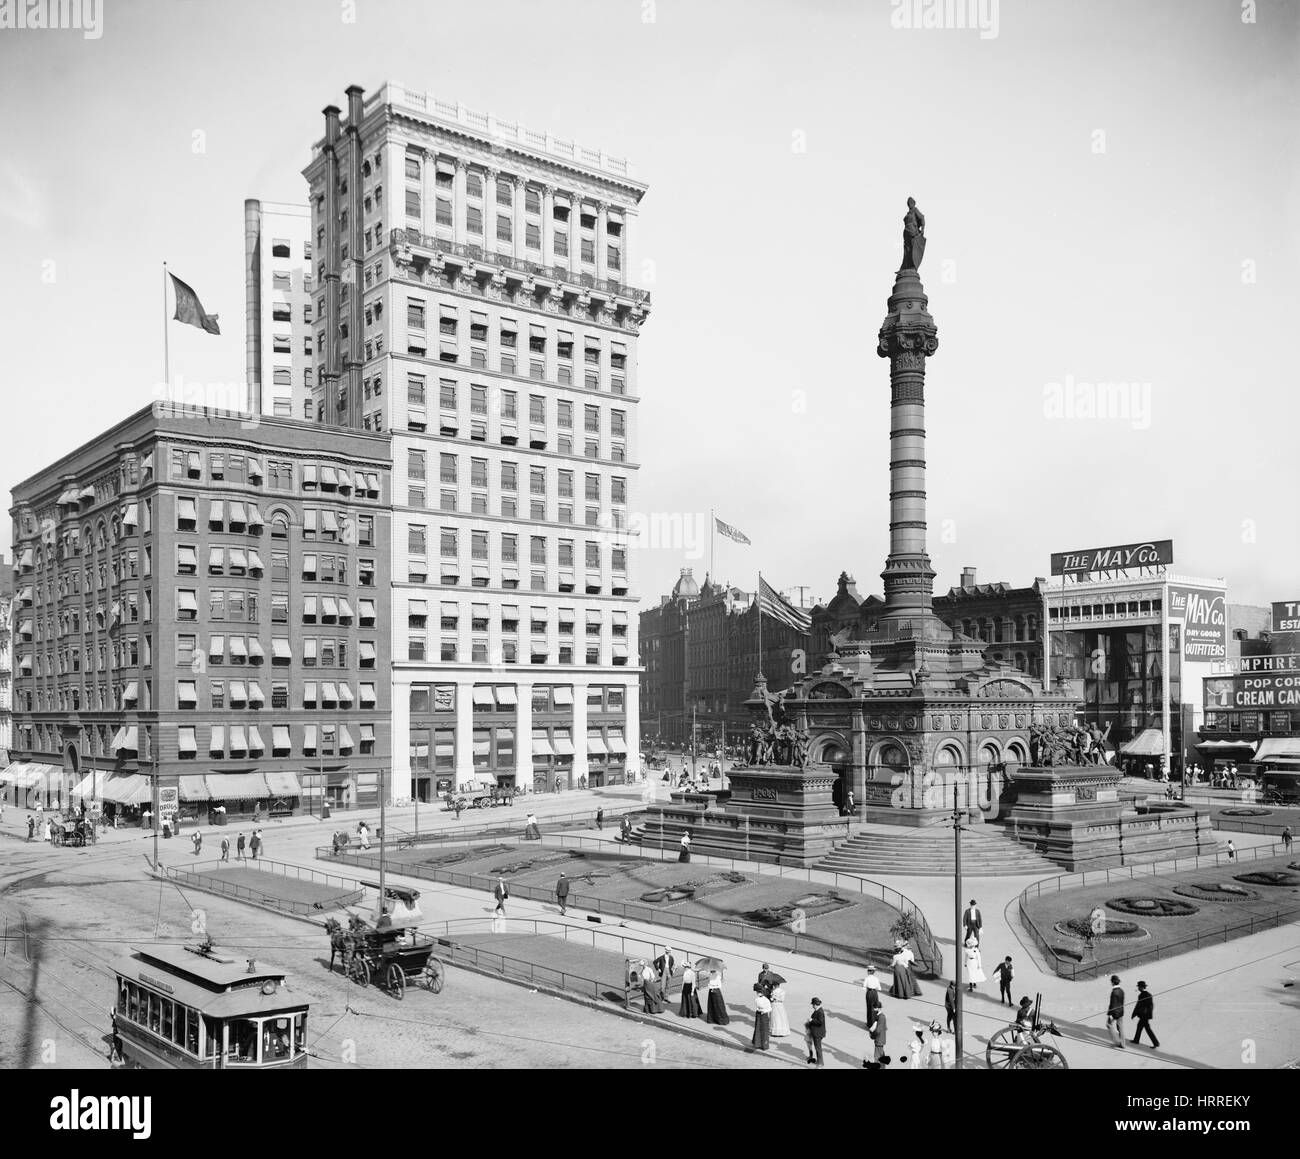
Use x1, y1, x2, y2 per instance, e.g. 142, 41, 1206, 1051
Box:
639, 763, 850, 867
999, 766, 1215, 870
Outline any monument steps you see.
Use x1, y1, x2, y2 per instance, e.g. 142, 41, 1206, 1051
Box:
818, 827, 1061, 877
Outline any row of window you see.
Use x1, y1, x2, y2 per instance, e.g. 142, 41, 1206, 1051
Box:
168, 451, 383, 498
408, 726, 629, 774
406, 488, 626, 527
175, 679, 377, 711
408, 683, 627, 714
175, 722, 376, 758
396, 338, 629, 397
408, 638, 630, 665
409, 602, 629, 632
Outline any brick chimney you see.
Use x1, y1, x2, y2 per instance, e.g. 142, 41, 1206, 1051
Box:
960, 566, 977, 591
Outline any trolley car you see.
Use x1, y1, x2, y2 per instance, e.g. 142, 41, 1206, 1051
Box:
112, 940, 310, 1069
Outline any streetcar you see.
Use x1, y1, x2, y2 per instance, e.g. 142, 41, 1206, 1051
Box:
112, 939, 310, 1069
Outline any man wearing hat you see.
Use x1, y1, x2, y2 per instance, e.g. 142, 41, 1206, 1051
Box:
866, 999, 888, 1068
1106, 975, 1126, 1049
555, 871, 570, 916
863, 965, 882, 1028
805, 998, 826, 1067
962, 899, 982, 945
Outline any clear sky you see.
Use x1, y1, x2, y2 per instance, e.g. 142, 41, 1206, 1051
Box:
1, 0, 1296, 608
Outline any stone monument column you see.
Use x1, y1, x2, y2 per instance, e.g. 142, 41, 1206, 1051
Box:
876, 200, 938, 632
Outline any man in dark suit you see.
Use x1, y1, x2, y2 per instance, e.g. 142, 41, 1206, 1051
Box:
993, 956, 1014, 1006
805, 998, 826, 1067
653, 946, 677, 999
1131, 981, 1159, 1049
493, 876, 509, 917
1107, 975, 1126, 1049
555, 872, 570, 916
962, 899, 982, 945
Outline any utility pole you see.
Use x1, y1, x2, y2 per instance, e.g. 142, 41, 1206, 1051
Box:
378, 765, 386, 919
953, 778, 965, 1070
690, 703, 698, 782
787, 585, 811, 607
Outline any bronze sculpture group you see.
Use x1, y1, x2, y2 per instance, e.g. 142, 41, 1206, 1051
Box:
743, 685, 811, 769
1029, 721, 1112, 768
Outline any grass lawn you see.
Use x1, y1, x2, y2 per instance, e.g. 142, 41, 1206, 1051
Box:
181, 865, 358, 907
405, 845, 909, 969
1022, 853, 1300, 973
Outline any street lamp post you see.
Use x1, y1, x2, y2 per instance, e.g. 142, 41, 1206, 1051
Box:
952, 777, 965, 1070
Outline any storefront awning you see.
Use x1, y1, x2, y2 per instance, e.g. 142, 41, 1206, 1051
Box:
1120, 728, 1166, 757
552, 737, 575, 756
265, 771, 301, 797
1255, 738, 1300, 762
606, 732, 627, 754
179, 775, 212, 802
272, 726, 291, 752
472, 686, 494, 708
495, 686, 517, 706
206, 772, 270, 801
586, 735, 608, 755
532, 736, 555, 756
100, 772, 151, 805
111, 726, 139, 753
70, 773, 97, 799
339, 683, 354, 705
1195, 739, 1257, 750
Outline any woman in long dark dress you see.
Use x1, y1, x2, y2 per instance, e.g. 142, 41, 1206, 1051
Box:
891, 940, 921, 999
678, 965, 702, 1019
704, 971, 730, 1025
751, 986, 772, 1051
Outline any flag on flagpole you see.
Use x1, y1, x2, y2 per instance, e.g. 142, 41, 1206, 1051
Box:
169, 273, 221, 335
758, 575, 811, 632
715, 517, 751, 545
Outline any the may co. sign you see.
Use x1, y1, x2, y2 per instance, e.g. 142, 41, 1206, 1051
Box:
1050, 539, 1173, 577
1169, 585, 1227, 660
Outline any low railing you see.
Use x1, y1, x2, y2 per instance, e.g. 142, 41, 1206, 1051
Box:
1018, 845, 1297, 980
164, 859, 364, 918
321, 830, 943, 975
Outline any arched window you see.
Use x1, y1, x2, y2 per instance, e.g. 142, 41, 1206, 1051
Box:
271, 513, 290, 540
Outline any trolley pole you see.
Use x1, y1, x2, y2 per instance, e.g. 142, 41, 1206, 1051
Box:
953, 779, 964, 1070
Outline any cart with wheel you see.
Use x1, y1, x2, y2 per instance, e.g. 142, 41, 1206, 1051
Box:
985, 993, 1068, 1069
325, 887, 446, 1000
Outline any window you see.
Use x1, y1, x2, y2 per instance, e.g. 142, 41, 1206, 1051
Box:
440, 453, 457, 484
581, 237, 595, 264
435, 197, 452, 227
501, 534, 518, 563
466, 205, 482, 235
408, 526, 427, 556
441, 528, 458, 558
439, 379, 457, 409
611, 409, 626, 437
496, 215, 512, 243
554, 231, 568, 257
405, 155, 421, 180
496, 178, 513, 206
611, 477, 627, 504
558, 470, 574, 499
526, 223, 540, 250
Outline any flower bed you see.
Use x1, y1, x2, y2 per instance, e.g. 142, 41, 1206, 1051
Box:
1234, 871, 1300, 887
1221, 807, 1272, 817
1053, 917, 1149, 942
639, 887, 696, 904
1173, 882, 1260, 902
1106, 896, 1199, 918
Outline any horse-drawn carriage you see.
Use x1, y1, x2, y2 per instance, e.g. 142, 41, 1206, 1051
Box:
324, 887, 446, 1000
985, 993, 1068, 1069
443, 784, 518, 812
50, 814, 96, 847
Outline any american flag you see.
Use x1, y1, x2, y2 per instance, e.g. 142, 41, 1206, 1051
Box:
715, 517, 751, 545
758, 575, 811, 632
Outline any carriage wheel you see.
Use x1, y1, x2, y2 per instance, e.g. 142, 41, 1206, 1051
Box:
1011, 1043, 1068, 1070
386, 963, 406, 1001
348, 956, 371, 987
985, 1028, 1021, 1070
423, 956, 445, 994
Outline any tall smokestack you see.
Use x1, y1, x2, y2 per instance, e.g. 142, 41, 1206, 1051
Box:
322, 105, 342, 425
243, 199, 262, 416
343, 85, 366, 430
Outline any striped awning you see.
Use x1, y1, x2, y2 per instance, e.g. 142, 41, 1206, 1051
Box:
205, 772, 271, 800
1120, 728, 1166, 757
179, 775, 212, 802
1255, 738, 1300, 762
100, 773, 151, 805
265, 771, 301, 797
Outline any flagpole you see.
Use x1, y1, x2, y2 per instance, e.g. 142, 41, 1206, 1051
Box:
757, 570, 763, 678
710, 508, 715, 585
162, 261, 170, 388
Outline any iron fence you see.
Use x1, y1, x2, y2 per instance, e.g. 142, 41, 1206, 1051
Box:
164, 859, 365, 918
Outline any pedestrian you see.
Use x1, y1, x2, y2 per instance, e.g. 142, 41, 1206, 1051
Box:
866, 1001, 889, 1069
1283, 825, 1293, 853
891, 939, 921, 998
963, 936, 986, 993
770, 980, 790, 1037
236, 831, 246, 861
358, 822, 370, 850
678, 963, 702, 1019
704, 970, 730, 1025
251, 829, 262, 860
642, 970, 666, 1014
524, 811, 540, 840
619, 816, 632, 843
192, 831, 202, 857
554, 776, 561, 794
27, 815, 35, 842
678, 833, 691, 863
454, 798, 464, 820
493, 875, 509, 917
993, 955, 1014, 1006
1106, 974, 1126, 1050
1226, 839, 1237, 862
863, 965, 882, 1026
751, 985, 772, 1051
962, 898, 982, 945
909, 1027, 926, 1069
655, 947, 678, 999
555, 872, 570, 916
944, 981, 957, 1031
109, 1010, 124, 1065
219, 836, 230, 863
1014, 996, 1034, 1040
805, 998, 826, 1067
845, 789, 855, 816
595, 806, 604, 831
1131, 980, 1159, 1049
926, 1020, 947, 1069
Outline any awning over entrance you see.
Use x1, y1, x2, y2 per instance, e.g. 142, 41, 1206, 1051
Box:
1254, 738, 1300, 762
179, 775, 212, 802
205, 772, 271, 800
265, 771, 302, 797
100, 773, 152, 805
0, 762, 31, 787
70, 773, 98, 799
1195, 740, 1256, 750
1120, 728, 1165, 757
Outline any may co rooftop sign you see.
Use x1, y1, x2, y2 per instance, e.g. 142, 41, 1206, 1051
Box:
1051, 539, 1174, 577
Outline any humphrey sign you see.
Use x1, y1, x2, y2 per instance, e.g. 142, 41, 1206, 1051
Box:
1169, 585, 1227, 660
1050, 539, 1173, 577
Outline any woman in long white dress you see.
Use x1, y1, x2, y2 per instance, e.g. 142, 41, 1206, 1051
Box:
769, 983, 790, 1037
963, 935, 986, 993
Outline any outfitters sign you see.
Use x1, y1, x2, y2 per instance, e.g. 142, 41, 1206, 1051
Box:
1050, 539, 1173, 577
1169, 585, 1227, 660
